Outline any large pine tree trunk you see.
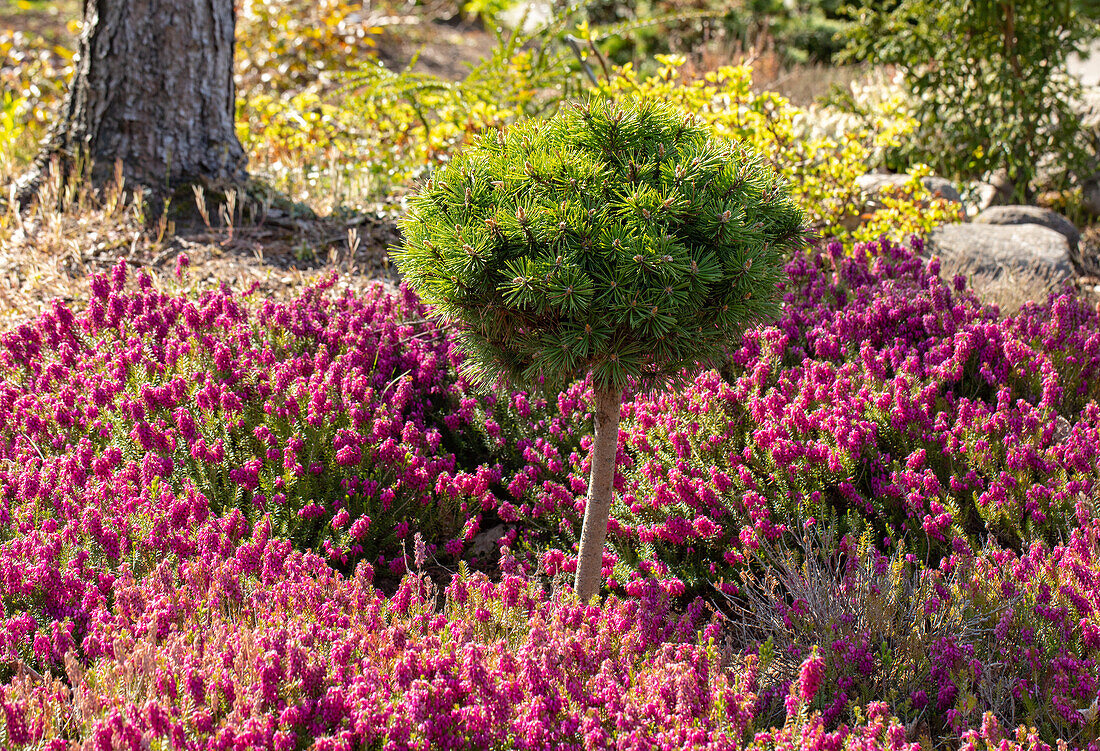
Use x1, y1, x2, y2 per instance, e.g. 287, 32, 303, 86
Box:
19, 0, 246, 203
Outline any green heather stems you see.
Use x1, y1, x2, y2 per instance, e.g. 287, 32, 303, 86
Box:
396, 97, 806, 600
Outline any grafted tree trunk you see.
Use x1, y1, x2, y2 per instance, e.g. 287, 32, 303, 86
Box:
18, 0, 247, 204
574, 385, 623, 603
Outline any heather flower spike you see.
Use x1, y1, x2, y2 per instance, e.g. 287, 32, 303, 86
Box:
397, 97, 806, 601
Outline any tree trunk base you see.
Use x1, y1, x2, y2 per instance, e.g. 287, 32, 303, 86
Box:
17, 0, 248, 213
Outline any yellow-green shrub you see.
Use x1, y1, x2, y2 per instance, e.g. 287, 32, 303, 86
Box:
602, 55, 961, 244
235, 0, 384, 93
0, 27, 75, 169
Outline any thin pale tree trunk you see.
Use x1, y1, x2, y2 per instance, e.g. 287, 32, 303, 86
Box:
574, 385, 623, 603
17, 0, 246, 204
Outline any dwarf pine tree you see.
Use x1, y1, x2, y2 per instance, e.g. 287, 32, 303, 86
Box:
396, 97, 806, 601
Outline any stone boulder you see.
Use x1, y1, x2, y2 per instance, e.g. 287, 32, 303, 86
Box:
855, 173, 964, 208
972, 205, 1080, 250
971, 171, 1015, 214
927, 223, 1075, 287
469, 524, 508, 560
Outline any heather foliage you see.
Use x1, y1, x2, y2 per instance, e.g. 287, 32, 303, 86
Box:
733, 521, 1100, 742
0, 526, 922, 751
0, 261, 500, 587
501, 237, 1100, 588
1, 240, 1099, 746
0, 237, 1095, 747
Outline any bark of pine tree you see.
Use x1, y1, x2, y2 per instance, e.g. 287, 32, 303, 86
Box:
17, 0, 247, 204
573, 385, 623, 603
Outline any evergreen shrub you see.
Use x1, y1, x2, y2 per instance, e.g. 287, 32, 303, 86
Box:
396, 96, 806, 598
395, 97, 806, 392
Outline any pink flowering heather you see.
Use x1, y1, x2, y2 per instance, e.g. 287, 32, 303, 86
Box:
1, 237, 1100, 749
0, 263, 519, 677
496, 236, 1100, 591
798, 650, 826, 704
0, 505, 931, 751
0, 263, 519, 573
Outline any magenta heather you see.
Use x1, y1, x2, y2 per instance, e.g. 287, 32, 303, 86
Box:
0, 240, 1098, 748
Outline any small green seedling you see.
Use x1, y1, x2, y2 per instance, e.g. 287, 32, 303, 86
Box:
396, 97, 806, 601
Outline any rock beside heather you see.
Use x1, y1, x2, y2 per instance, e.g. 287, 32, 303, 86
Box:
972, 205, 1081, 249
855, 173, 964, 207
927, 223, 1075, 286
470, 524, 508, 561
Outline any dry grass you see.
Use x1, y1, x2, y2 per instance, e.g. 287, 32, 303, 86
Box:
722, 523, 1020, 733
0, 161, 403, 331
683, 36, 867, 106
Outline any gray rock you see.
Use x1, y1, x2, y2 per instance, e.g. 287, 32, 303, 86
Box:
971, 171, 1015, 213
469, 524, 507, 560
973, 206, 1080, 249
927, 223, 1075, 286
855, 173, 964, 207
1053, 414, 1073, 444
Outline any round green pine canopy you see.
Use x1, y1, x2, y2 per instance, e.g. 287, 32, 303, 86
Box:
395, 97, 806, 392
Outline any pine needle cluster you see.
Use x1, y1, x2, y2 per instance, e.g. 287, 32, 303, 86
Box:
396, 97, 807, 392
